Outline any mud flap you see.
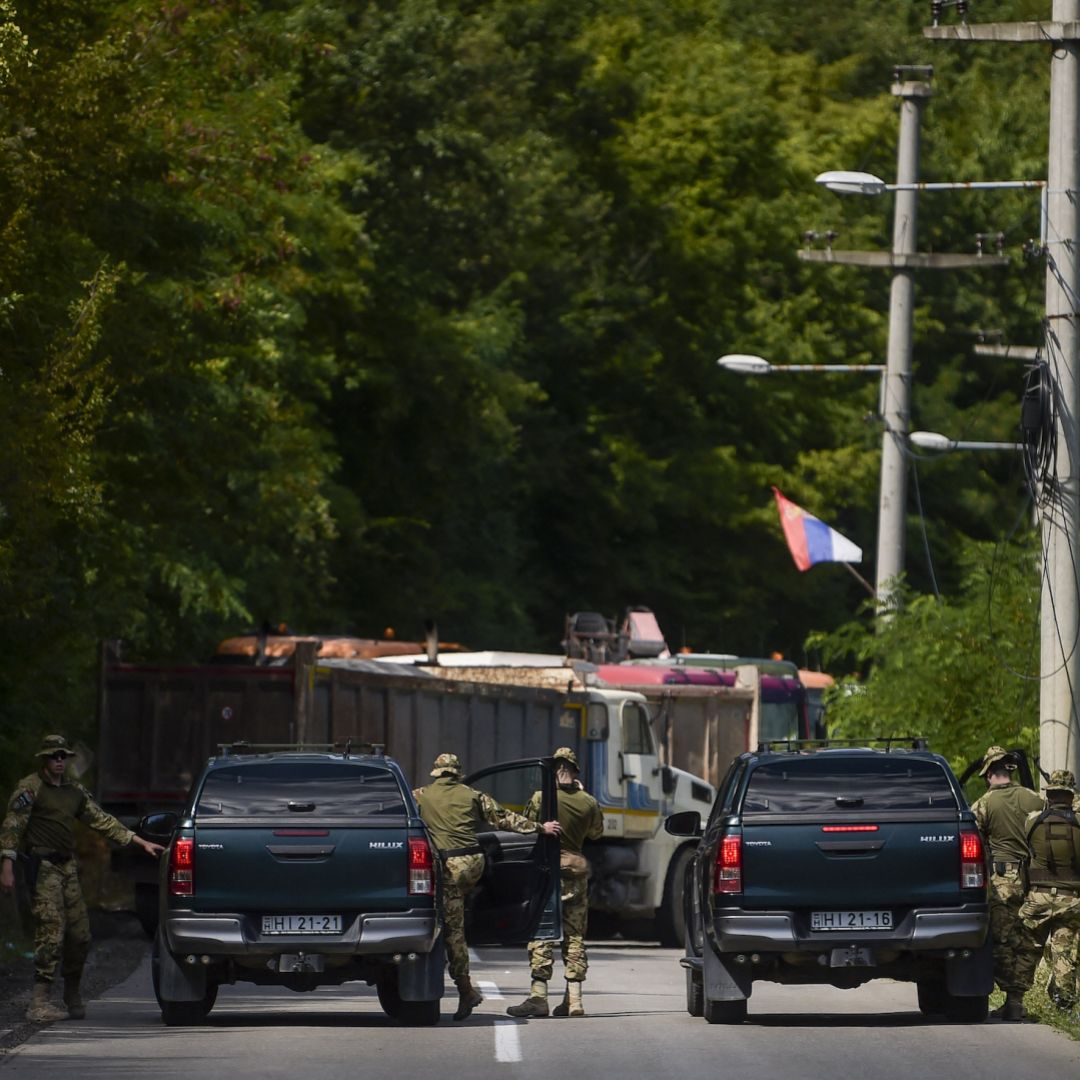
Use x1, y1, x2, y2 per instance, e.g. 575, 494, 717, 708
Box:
945, 937, 994, 996
703, 947, 753, 1002
398, 937, 446, 1001
156, 931, 208, 1003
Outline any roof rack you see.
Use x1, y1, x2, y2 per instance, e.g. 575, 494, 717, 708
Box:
216, 739, 385, 759
756, 737, 930, 754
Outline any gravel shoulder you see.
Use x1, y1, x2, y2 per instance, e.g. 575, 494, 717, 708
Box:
0, 909, 149, 1054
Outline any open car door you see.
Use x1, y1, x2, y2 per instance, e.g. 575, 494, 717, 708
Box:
464, 757, 562, 945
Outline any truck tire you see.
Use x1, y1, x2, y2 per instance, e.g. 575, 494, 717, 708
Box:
377, 973, 402, 1020
916, 978, 947, 1018
151, 931, 217, 1025
686, 968, 704, 1017
657, 846, 693, 947
398, 998, 440, 1026
703, 997, 747, 1025
941, 992, 988, 1024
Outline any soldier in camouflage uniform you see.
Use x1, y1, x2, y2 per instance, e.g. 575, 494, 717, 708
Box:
413, 752, 560, 1021
0, 735, 163, 1023
507, 747, 603, 1019
970, 744, 1043, 1021
1017, 769, 1080, 1014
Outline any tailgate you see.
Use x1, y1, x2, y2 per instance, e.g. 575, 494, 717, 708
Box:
740, 818, 967, 909
191, 824, 417, 913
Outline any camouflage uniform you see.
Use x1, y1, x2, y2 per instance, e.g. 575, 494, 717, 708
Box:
1018, 770, 1080, 1010
413, 753, 542, 1005
970, 746, 1043, 997
521, 761, 603, 983
1, 765, 133, 986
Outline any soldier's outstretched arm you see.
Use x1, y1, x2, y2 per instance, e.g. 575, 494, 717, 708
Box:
76, 783, 161, 855
479, 792, 560, 836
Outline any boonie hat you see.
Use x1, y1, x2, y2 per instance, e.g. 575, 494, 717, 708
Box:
35, 734, 76, 759
1045, 769, 1077, 793
978, 745, 1015, 777
553, 747, 579, 771
430, 752, 462, 778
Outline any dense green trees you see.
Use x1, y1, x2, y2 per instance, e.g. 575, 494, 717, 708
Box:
0, 1, 1047, 774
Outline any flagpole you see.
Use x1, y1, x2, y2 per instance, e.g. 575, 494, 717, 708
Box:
842, 561, 877, 598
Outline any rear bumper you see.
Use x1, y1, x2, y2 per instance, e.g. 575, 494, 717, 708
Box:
710, 902, 988, 952
165, 909, 439, 957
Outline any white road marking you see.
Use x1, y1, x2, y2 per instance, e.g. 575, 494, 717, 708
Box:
468, 947, 481, 964
478, 980, 521, 1062
494, 1020, 523, 1063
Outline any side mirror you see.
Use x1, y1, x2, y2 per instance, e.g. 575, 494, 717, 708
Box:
138, 812, 178, 843
664, 810, 702, 837
659, 765, 676, 796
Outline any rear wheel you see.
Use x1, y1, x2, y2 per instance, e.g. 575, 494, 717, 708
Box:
151, 931, 217, 1026
376, 973, 402, 1020
657, 847, 693, 948
916, 979, 947, 1017
703, 997, 747, 1025
398, 999, 440, 1026
942, 993, 988, 1024
686, 968, 704, 1017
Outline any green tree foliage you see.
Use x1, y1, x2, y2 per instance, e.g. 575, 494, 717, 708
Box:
809, 535, 1041, 802
0, 0, 1052, 788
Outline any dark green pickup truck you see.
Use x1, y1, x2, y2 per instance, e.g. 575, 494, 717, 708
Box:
141, 749, 560, 1026
668, 743, 992, 1024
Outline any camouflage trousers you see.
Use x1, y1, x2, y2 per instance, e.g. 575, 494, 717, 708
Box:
32, 857, 91, 984
987, 869, 1032, 993
441, 853, 485, 982
1018, 889, 1080, 1009
527, 872, 589, 983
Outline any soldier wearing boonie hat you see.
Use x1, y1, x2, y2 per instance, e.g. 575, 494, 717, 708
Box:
413, 753, 560, 1021
507, 746, 603, 1020
970, 744, 1044, 1021
0, 736, 164, 1024
1018, 769, 1080, 1014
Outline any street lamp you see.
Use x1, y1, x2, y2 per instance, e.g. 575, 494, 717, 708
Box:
909, 429, 1024, 452
717, 353, 886, 414
815, 171, 1048, 244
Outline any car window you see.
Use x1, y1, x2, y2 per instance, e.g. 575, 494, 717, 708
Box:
195, 762, 407, 818
742, 757, 958, 814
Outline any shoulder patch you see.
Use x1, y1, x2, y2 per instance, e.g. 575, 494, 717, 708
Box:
10, 789, 34, 811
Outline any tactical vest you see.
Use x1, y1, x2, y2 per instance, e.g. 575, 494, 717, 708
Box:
1026, 806, 1080, 890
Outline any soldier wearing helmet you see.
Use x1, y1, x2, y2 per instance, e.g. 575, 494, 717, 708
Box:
0, 736, 164, 1023
1016, 769, 1080, 1014
507, 746, 603, 1019
413, 753, 560, 1021
969, 744, 1044, 1021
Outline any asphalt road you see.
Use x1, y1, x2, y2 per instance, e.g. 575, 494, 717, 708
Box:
2, 942, 1078, 1079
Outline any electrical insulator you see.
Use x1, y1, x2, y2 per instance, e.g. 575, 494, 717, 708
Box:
956, 0, 969, 22
931, 0, 943, 27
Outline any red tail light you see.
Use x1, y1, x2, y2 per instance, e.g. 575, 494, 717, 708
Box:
408, 836, 434, 896
714, 834, 742, 894
169, 838, 194, 897
960, 829, 985, 889
821, 824, 879, 833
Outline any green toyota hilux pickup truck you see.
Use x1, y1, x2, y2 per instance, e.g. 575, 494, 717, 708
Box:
140, 748, 560, 1026
667, 742, 993, 1024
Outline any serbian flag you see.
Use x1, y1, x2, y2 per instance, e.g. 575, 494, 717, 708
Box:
772, 487, 862, 572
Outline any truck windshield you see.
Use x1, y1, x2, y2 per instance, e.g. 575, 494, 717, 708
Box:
195, 763, 407, 818
743, 757, 958, 814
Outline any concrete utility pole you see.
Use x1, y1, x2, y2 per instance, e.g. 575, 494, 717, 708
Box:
926, 6, 1080, 780
801, 68, 1008, 610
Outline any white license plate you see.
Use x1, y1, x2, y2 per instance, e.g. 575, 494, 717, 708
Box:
811, 910, 893, 931
261, 914, 342, 935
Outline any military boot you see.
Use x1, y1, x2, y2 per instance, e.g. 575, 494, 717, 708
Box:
1000, 990, 1026, 1022
63, 975, 86, 1020
26, 983, 68, 1023
453, 976, 483, 1021
506, 978, 549, 1018
551, 979, 585, 1017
